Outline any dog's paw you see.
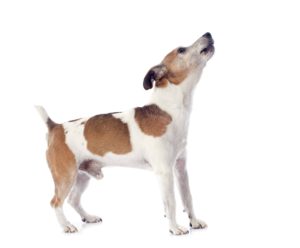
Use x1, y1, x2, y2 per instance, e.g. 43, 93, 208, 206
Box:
189, 219, 207, 229
63, 223, 78, 233
82, 215, 102, 224
169, 225, 189, 235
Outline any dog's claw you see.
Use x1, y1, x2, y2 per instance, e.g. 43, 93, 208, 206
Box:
82, 215, 102, 223
63, 224, 78, 233
169, 225, 189, 235
190, 219, 207, 229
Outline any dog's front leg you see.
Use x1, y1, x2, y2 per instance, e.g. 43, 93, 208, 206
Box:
155, 167, 189, 235
174, 157, 207, 229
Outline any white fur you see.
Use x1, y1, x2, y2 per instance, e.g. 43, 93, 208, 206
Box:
39, 33, 214, 234
68, 172, 102, 223
55, 207, 78, 233
35, 105, 50, 124
62, 71, 206, 234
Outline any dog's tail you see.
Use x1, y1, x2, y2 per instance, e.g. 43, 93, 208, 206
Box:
35, 105, 57, 131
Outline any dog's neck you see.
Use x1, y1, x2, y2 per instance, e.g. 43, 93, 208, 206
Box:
149, 70, 203, 117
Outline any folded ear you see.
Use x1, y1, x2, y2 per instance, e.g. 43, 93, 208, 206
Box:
143, 64, 168, 90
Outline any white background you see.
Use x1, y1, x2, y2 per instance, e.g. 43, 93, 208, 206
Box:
0, 0, 299, 247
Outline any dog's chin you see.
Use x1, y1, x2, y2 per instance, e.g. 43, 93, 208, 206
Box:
207, 45, 215, 57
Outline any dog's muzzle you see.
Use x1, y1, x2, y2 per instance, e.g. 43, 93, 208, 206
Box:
200, 32, 214, 54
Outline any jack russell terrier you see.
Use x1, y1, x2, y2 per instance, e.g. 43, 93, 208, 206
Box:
36, 32, 214, 235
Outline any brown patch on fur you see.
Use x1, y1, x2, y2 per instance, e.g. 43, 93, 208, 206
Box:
162, 49, 189, 85
134, 104, 172, 137
84, 114, 132, 156
46, 125, 77, 208
50, 196, 61, 208
156, 77, 169, 88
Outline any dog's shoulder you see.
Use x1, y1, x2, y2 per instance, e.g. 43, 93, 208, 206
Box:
134, 104, 172, 137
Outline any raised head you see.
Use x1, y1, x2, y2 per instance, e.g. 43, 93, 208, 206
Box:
143, 32, 214, 90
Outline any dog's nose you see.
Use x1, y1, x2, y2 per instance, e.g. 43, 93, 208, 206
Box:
202, 32, 212, 39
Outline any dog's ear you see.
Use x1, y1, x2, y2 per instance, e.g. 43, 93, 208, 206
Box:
143, 64, 168, 90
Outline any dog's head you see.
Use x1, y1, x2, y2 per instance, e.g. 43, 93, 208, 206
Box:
143, 33, 214, 90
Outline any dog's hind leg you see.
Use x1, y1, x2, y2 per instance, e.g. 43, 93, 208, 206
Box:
47, 125, 78, 233
68, 170, 102, 224
78, 160, 104, 180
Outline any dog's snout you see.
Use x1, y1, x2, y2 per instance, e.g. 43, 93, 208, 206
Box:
202, 32, 212, 39
202, 32, 214, 45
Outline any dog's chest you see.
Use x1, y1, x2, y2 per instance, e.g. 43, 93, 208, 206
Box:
167, 108, 191, 154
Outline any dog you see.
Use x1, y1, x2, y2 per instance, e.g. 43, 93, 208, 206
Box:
36, 32, 214, 235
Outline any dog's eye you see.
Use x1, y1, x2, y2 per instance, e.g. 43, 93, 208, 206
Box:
177, 47, 186, 54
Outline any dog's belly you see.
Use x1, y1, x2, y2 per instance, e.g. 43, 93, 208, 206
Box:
64, 130, 150, 170
93, 152, 151, 169
67, 139, 151, 170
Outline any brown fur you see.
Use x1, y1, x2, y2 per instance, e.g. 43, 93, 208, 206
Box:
84, 114, 132, 156
46, 125, 77, 208
134, 104, 172, 137
156, 77, 169, 88
162, 49, 189, 85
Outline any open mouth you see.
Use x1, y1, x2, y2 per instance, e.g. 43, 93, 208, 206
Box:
200, 38, 215, 54
200, 43, 214, 54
